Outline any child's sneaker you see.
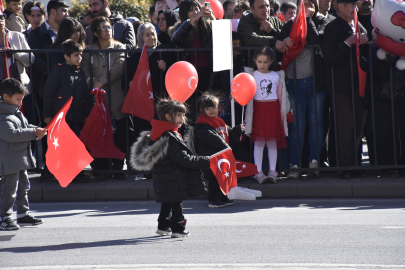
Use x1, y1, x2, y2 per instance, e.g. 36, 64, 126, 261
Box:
287, 165, 300, 179
219, 194, 235, 206
309, 159, 319, 175
0, 217, 20, 230
208, 198, 226, 208
267, 170, 278, 184
156, 228, 172, 236
171, 230, 190, 238
255, 171, 267, 184
17, 214, 43, 226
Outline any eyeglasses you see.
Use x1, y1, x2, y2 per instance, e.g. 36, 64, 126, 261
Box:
100, 26, 112, 31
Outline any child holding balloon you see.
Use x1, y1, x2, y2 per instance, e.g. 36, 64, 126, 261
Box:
130, 99, 211, 238
244, 47, 292, 184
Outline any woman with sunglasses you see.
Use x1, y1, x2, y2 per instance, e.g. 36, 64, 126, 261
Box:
49, 17, 86, 69
82, 16, 129, 180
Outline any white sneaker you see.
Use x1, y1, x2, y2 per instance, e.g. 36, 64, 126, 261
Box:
156, 229, 171, 236
287, 165, 300, 179
267, 170, 278, 184
255, 171, 267, 184
309, 159, 319, 175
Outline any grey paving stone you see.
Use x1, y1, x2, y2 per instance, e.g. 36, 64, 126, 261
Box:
43, 186, 96, 201
352, 182, 405, 197
298, 183, 352, 197
96, 185, 148, 200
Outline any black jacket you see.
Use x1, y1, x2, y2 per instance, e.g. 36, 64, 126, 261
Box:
279, 14, 328, 91
43, 63, 92, 123
158, 32, 176, 48
124, 43, 176, 100
130, 131, 209, 203
192, 123, 248, 179
172, 19, 213, 64
321, 16, 367, 93
27, 22, 53, 97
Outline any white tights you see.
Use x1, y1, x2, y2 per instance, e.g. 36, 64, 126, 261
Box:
254, 140, 277, 172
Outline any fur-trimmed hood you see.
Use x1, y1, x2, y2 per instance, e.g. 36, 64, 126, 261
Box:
130, 131, 169, 172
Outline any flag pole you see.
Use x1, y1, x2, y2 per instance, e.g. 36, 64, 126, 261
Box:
230, 23, 235, 128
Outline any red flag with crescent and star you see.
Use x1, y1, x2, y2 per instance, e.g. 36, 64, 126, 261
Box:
210, 148, 237, 195
354, 11, 367, 98
80, 89, 126, 160
45, 97, 93, 188
122, 44, 154, 122
235, 160, 258, 178
280, 0, 307, 71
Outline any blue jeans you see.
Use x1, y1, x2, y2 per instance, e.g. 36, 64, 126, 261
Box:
286, 77, 326, 166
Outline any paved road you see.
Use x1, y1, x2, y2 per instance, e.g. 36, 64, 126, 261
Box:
1, 199, 404, 270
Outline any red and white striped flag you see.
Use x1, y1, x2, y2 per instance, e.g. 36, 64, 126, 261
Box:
3, 32, 13, 79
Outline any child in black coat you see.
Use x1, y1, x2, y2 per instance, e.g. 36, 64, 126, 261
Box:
130, 99, 211, 238
193, 92, 245, 208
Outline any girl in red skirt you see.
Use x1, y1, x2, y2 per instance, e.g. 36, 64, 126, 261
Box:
244, 47, 292, 184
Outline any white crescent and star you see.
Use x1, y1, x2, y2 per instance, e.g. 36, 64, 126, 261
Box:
49, 112, 64, 150
218, 159, 231, 177
188, 76, 197, 89
235, 162, 247, 173
231, 82, 239, 92
146, 71, 151, 86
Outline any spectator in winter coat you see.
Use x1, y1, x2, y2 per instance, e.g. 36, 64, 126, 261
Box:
157, 9, 179, 48
85, 0, 136, 49
22, 1, 46, 38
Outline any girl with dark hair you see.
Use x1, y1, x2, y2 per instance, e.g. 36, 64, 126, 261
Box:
157, 9, 179, 48
49, 17, 86, 68
130, 99, 211, 238
81, 16, 129, 180
278, 0, 327, 179
244, 47, 291, 184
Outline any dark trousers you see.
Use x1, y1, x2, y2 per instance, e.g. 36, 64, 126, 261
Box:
331, 92, 364, 167
157, 202, 185, 233
207, 177, 220, 202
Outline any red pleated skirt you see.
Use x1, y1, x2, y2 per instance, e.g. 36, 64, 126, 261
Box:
251, 100, 287, 149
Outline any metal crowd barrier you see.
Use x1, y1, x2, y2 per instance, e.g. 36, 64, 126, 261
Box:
3, 44, 404, 176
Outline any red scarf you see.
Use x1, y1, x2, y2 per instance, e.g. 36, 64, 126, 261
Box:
196, 114, 229, 144
150, 119, 182, 141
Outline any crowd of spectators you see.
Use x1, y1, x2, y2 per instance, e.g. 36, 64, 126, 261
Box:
0, 0, 404, 180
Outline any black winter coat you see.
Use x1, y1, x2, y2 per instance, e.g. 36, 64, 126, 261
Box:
130, 131, 210, 203
192, 123, 248, 179
279, 14, 328, 92
172, 19, 213, 64
43, 63, 92, 123
321, 16, 367, 93
27, 22, 53, 97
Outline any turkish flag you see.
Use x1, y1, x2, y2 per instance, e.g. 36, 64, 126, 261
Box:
235, 160, 258, 178
210, 148, 237, 195
280, 0, 307, 71
354, 12, 367, 98
45, 97, 93, 188
122, 44, 154, 122
277, 12, 285, 22
80, 89, 125, 160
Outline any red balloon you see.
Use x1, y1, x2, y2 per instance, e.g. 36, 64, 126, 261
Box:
165, 61, 199, 103
231, 73, 256, 106
202, 0, 224, 19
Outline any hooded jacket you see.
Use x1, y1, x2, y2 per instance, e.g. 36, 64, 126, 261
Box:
0, 102, 36, 176
43, 63, 92, 123
85, 11, 136, 49
130, 120, 210, 203
157, 10, 179, 48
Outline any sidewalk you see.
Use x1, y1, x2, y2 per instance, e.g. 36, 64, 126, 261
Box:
27, 172, 405, 201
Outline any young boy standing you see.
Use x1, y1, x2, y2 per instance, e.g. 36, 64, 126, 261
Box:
43, 40, 92, 136
4, 0, 26, 32
0, 78, 47, 230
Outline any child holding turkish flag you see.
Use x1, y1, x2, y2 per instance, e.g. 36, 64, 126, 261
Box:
192, 92, 245, 209
130, 99, 211, 238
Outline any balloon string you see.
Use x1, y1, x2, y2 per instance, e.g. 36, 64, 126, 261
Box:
241, 106, 245, 125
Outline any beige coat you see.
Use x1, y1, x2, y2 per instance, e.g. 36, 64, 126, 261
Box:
6, 30, 34, 93
6, 13, 26, 33
82, 41, 126, 120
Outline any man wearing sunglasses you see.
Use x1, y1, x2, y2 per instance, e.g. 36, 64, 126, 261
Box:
84, 0, 136, 49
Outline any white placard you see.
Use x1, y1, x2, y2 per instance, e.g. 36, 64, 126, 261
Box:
212, 19, 232, 72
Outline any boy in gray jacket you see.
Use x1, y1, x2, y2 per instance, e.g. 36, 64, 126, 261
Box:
0, 78, 47, 230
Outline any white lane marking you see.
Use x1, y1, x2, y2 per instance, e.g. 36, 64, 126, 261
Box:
382, 226, 405, 229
